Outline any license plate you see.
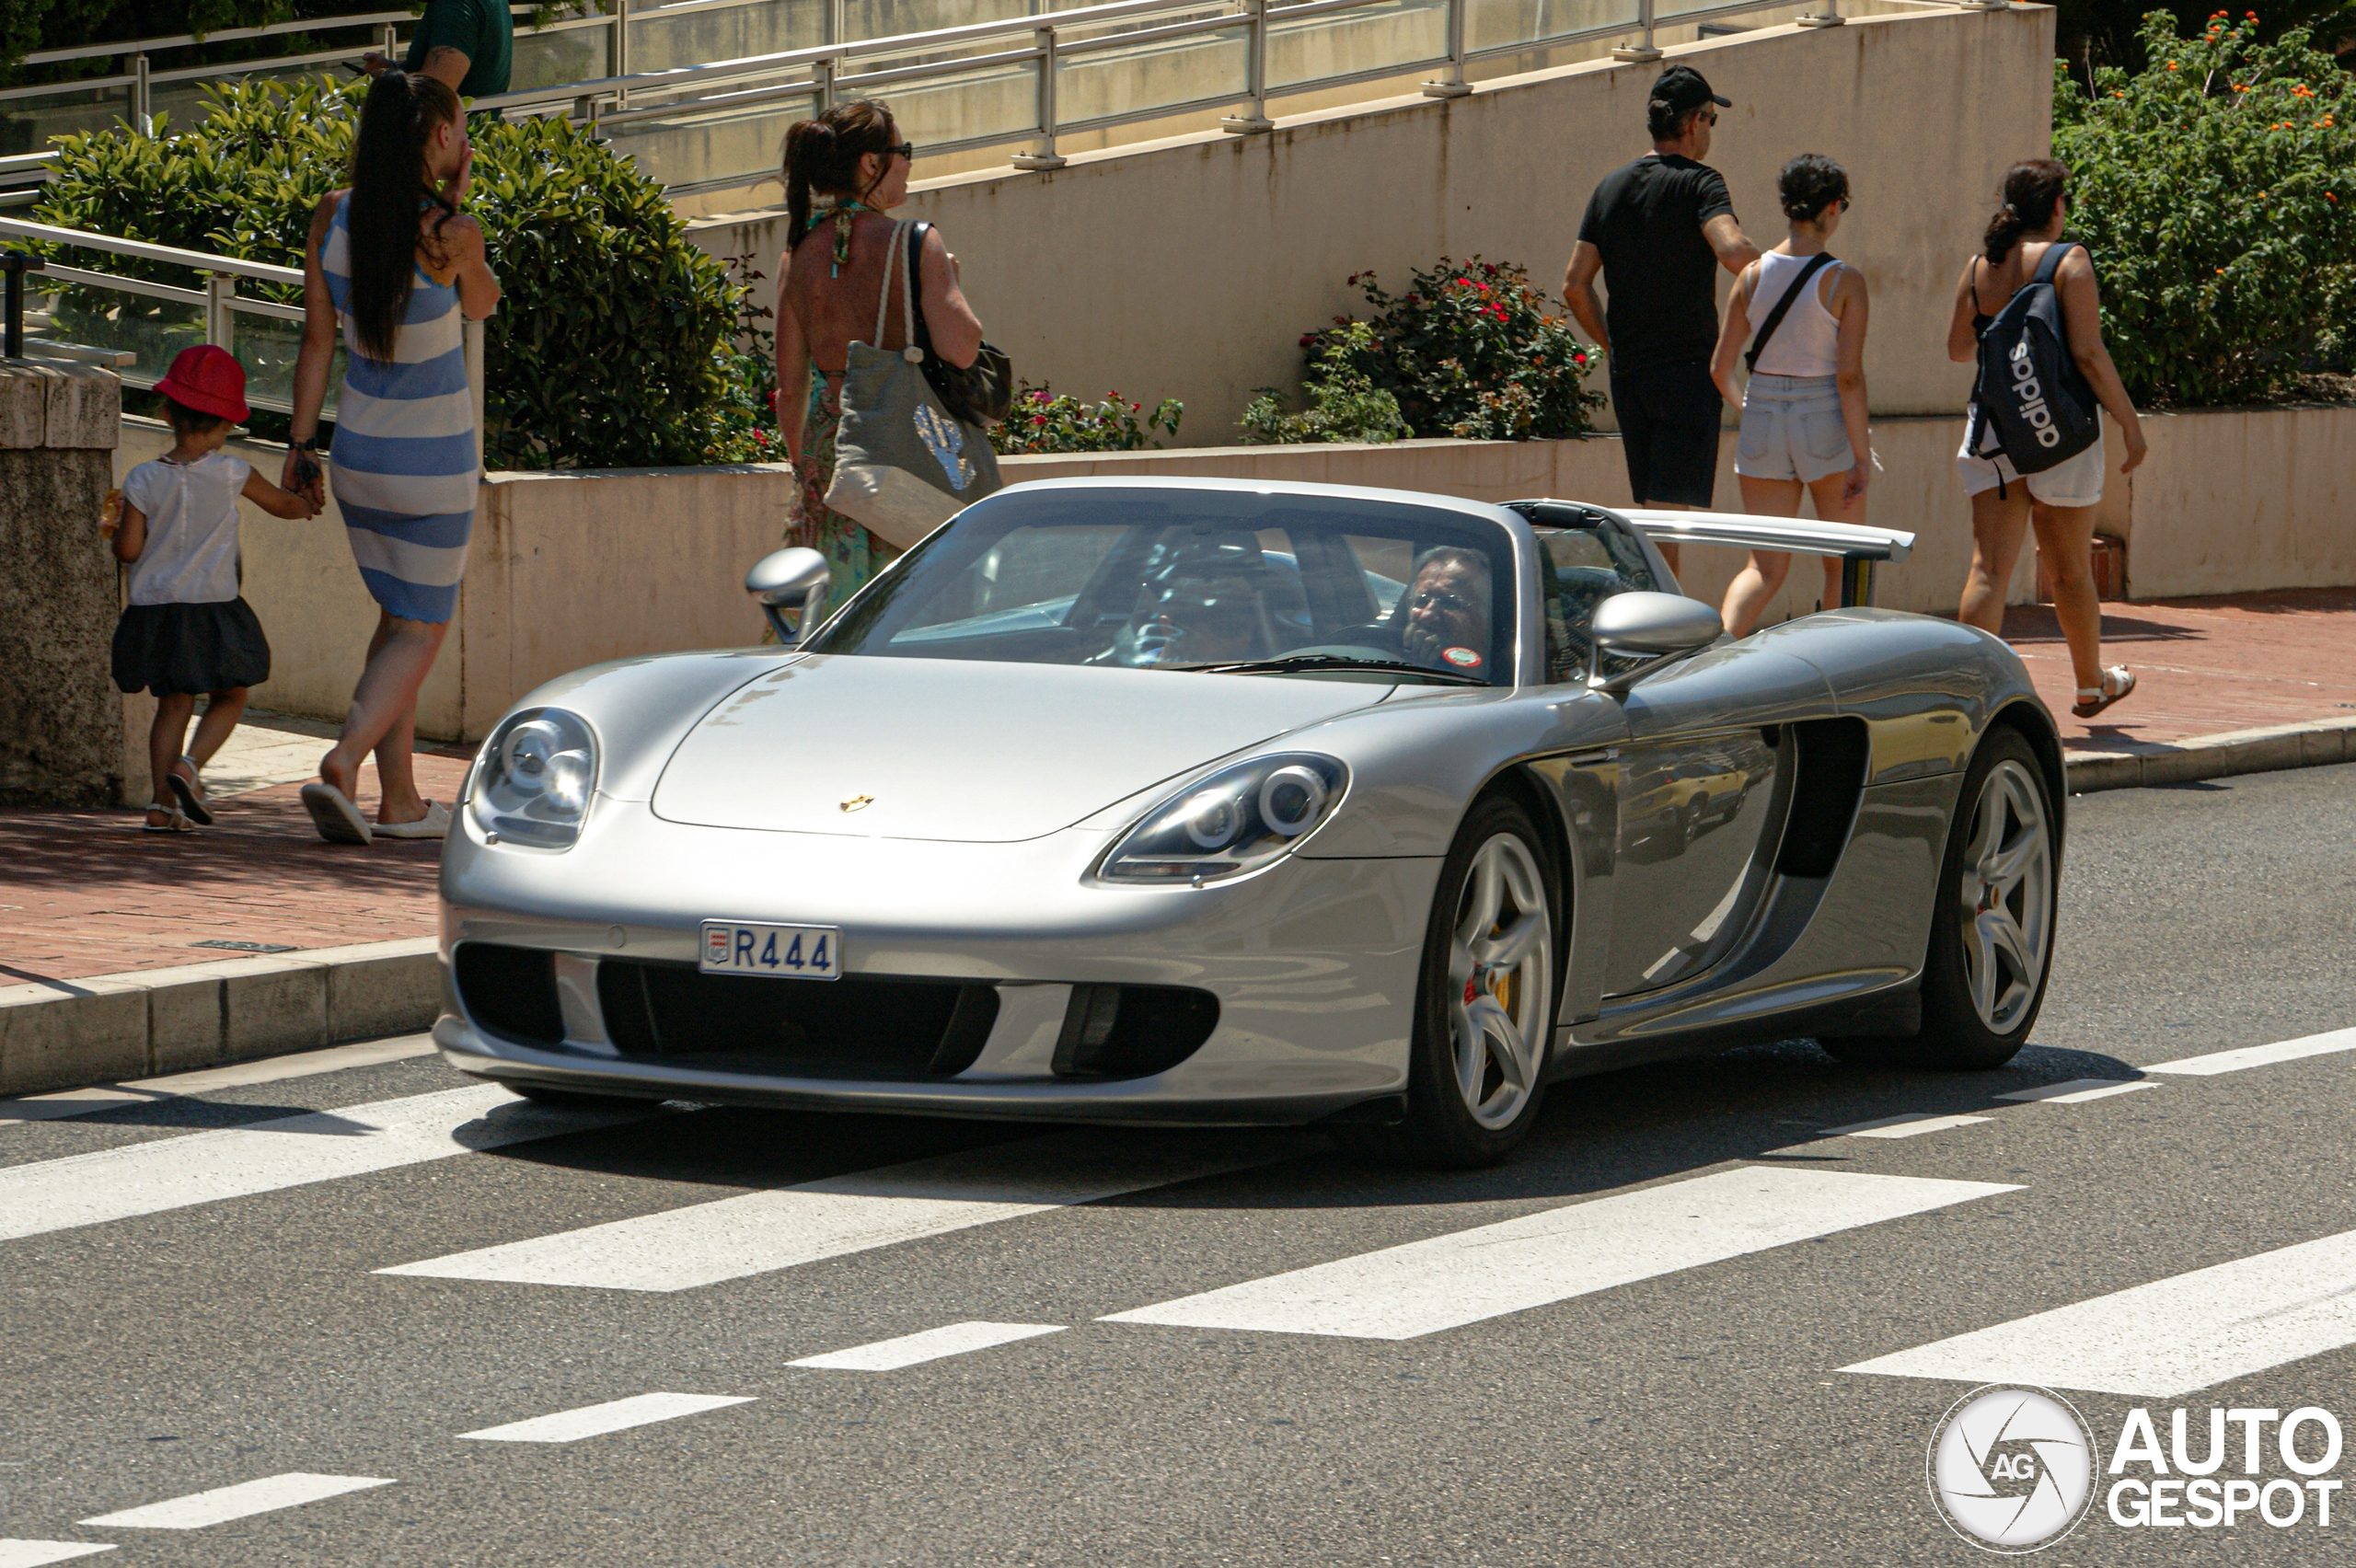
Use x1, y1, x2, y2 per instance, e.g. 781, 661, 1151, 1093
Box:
699, 921, 842, 981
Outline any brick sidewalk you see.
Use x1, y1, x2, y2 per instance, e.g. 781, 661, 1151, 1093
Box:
1, 757, 468, 985
7, 587, 2353, 987
2000, 588, 2356, 752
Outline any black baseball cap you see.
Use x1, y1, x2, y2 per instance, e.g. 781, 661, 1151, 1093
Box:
1652, 63, 1731, 113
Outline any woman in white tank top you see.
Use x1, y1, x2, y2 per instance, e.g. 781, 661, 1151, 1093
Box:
1709, 154, 1873, 637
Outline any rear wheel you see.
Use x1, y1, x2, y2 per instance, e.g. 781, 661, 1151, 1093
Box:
1822, 727, 2056, 1070
1353, 794, 1557, 1167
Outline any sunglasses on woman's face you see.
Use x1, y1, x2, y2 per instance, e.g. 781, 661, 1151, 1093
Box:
887, 142, 916, 161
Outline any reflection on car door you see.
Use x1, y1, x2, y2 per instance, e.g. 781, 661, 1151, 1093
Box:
1600, 647, 1836, 997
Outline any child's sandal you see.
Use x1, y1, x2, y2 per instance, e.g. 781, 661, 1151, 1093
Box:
143, 801, 194, 834
2072, 666, 2137, 720
168, 755, 215, 825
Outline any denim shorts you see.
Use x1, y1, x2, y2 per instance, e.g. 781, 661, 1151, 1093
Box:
1735, 374, 1853, 483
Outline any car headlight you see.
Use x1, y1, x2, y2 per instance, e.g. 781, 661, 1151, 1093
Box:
469, 707, 599, 849
1096, 753, 1348, 884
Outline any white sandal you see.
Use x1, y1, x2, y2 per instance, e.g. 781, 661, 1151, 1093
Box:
168, 755, 215, 825
2073, 666, 2137, 720
142, 800, 194, 834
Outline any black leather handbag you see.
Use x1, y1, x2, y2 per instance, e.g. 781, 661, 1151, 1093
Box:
907, 221, 1013, 428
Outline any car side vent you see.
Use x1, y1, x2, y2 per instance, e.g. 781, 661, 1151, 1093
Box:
1776, 718, 1870, 879
1052, 985, 1221, 1079
452, 943, 566, 1046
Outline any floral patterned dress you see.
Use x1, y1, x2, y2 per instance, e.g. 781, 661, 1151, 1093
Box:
791, 368, 901, 617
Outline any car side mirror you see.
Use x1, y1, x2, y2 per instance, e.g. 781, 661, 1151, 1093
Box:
745, 547, 831, 646
1588, 591, 1724, 693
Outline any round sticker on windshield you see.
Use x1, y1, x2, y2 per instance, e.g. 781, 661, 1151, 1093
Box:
1442, 647, 1483, 668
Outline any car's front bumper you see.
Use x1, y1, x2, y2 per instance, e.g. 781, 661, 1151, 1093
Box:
435, 799, 1440, 1125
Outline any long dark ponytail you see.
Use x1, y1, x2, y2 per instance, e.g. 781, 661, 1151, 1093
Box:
347, 70, 460, 363
781, 99, 899, 248
1983, 158, 2067, 264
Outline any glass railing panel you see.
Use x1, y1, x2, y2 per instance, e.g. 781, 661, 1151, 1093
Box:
1055, 17, 1248, 131
843, 56, 1037, 152
630, 0, 827, 75
598, 94, 815, 190
1463, 0, 1633, 54
225, 307, 345, 421
34, 282, 202, 388
1267, 0, 1447, 91
511, 21, 614, 93
842, 0, 1034, 47
0, 84, 135, 156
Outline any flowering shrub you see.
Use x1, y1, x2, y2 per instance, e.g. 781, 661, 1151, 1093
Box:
2054, 13, 2355, 405
990, 384, 1184, 455
1287, 258, 1605, 440
1238, 323, 1411, 444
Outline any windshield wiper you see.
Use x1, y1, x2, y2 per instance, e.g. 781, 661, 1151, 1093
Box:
1173, 653, 1489, 686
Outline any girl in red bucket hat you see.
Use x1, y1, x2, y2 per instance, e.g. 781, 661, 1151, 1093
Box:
110, 346, 321, 831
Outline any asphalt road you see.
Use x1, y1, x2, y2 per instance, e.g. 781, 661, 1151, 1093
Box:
3, 762, 2352, 1567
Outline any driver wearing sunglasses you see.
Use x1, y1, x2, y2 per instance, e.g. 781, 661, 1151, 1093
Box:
1399, 548, 1493, 673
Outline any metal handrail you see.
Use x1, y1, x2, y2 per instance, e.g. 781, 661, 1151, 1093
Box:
0, 213, 484, 470
0, 0, 1977, 194
0, 216, 301, 284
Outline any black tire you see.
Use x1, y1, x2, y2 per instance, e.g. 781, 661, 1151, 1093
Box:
504, 1080, 651, 1109
1821, 726, 2057, 1070
1348, 793, 1560, 1168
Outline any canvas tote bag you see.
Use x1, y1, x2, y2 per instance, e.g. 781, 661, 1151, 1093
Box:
823, 219, 1001, 548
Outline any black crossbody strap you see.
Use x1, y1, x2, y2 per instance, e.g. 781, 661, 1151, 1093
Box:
907, 219, 935, 361
1743, 252, 1837, 374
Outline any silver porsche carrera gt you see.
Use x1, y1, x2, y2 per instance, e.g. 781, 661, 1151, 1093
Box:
433, 478, 2064, 1166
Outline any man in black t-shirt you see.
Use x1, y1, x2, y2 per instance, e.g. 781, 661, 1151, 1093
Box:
1563, 64, 1760, 571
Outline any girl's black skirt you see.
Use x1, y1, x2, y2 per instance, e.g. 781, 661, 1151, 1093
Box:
111, 598, 271, 697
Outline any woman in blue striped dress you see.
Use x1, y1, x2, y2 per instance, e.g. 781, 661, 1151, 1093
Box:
285, 70, 501, 844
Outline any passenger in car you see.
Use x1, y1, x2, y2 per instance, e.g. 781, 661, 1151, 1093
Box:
1399, 547, 1493, 673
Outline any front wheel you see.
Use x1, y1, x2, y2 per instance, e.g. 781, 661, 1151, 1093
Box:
1353, 793, 1558, 1167
1823, 727, 2057, 1070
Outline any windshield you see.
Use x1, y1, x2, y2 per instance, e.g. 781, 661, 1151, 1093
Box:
806, 487, 1519, 684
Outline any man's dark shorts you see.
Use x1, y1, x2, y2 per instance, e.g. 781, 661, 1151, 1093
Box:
1611, 359, 1720, 508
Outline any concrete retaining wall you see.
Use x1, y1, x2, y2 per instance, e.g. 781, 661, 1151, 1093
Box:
687, 5, 2055, 437
118, 401, 2355, 745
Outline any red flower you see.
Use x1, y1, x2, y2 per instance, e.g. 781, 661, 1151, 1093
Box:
1032, 414, 1046, 425
1299, 333, 1316, 348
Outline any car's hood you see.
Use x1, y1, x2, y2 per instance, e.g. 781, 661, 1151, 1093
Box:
649, 654, 1385, 842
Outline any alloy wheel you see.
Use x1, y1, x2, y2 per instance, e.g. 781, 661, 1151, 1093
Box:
1447, 833, 1553, 1129
1957, 758, 2053, 1035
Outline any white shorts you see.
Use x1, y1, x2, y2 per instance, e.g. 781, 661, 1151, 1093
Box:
1957, 411, 2106, 508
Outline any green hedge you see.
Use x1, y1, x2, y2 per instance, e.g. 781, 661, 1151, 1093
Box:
2055, 13, 2355, 405
35, 77, 750, 469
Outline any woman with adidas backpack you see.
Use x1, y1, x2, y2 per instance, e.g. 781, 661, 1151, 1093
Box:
1947, 158, 2147, 720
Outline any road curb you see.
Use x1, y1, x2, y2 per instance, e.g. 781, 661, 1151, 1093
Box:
2064, 715, 2356, 793
0, 937, 440, 1098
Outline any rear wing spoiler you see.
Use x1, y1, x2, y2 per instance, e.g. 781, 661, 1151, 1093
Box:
1508, 500, 1914, 608
1621, 509, 1913, 609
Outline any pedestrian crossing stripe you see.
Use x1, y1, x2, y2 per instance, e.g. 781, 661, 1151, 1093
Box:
1103, 1168, 2019, 1340
1844, 1221, 2356, 1397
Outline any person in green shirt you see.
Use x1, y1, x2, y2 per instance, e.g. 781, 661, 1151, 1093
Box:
363, 0, 514, 102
